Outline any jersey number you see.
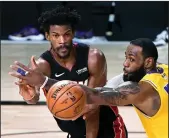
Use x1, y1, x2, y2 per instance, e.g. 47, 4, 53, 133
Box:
164, 83, 169, 94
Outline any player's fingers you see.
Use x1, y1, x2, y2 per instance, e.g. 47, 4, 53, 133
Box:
15, 82, 20, 85
71, 118, 76, 121
83, 112, 92, 120
26, 85, 35, 89
14, 61, 31, 72
10, 65, 21, 72
15, 78, 23, 82
82, 106, 99, 120
10, 65, 30, 76
83, 115, 86, 120
15, 78, 22, 84
9, 72, 26, 80
15, 81, 27, 85
71, 113, 83, 121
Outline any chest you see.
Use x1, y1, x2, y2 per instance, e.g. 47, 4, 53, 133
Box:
50, 62, 89, 82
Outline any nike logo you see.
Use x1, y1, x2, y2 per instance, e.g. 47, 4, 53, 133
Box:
55, 72, 65, 77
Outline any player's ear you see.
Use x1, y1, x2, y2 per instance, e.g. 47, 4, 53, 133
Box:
45, 32, 50, 41
144, 57, 154, 68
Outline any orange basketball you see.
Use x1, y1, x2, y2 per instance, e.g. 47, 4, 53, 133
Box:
46, 80, 86, 120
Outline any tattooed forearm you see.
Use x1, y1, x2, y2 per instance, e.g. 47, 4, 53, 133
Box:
44, 78, 59, 91
81, 81, 140, 106
94, 87, 128, 105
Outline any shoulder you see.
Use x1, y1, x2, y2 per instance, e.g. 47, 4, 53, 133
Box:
36, 57, 50, 66
87, 48, 107, 74
88, 48, 106, 64
75, 43, 105, 61
136, 80, 158, 102
139, 73, 160, 94
157, 62, 168, 68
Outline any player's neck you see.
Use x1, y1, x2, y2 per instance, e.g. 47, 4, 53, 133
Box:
51, 47, 76, 70
60, 48, 76, 63
145, 65, 157, 73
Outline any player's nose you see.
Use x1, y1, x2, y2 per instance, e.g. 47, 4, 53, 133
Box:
123, 59, 129, 67
59, 36, 66, 44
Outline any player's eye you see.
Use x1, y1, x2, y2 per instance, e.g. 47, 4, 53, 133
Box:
129, 58, 135, 62
65, 33, 71, 37
53, 34, 59, 38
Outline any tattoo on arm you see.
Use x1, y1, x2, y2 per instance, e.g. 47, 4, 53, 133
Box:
83, 81, 140, 106
152, 96, 160, 111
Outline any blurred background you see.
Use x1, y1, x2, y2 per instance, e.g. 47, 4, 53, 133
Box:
1, 1, 168, 45
1, 1, 168, 138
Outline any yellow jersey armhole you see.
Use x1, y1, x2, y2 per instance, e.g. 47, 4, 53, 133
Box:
140, 79, 158, 90
140, 79, 164, 119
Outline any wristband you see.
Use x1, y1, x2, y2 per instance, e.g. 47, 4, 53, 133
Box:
40, 76, 49, 89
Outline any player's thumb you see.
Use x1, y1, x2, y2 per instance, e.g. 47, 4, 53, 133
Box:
31, 55, 38, 69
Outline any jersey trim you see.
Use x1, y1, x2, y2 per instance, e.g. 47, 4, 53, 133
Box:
141, 79, 157, 90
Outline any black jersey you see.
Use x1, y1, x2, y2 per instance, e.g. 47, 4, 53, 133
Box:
40, 43, 127, 138
40, 43, 89, 83
40, 43, 89, 137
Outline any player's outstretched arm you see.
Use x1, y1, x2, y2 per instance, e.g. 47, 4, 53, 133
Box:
80, 81, 141, 106
9, 60, 140, 106
9, 56, 53, 104
9, 56, 140, 106
40, 78, 140, 106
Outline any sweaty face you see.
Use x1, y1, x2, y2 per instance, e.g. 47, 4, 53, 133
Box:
47, 25, 74, 59
123, 45, 147, 82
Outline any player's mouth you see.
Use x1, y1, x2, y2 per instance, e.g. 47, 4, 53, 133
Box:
60, 47, 68, 52
58, 46, 70, 53
123, 68, 128, 75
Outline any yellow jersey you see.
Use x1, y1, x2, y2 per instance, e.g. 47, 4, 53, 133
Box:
134, 63, 168, 138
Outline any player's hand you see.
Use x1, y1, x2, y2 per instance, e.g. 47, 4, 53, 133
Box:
9, 56, 46, 88
70, 105, 98, 121
82, 104, 99, 120
16, 79, 37, 101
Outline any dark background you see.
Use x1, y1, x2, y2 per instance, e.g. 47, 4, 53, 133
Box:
1, 1, 168, 40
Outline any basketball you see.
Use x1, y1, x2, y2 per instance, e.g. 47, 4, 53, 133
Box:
46, 80, 86, 120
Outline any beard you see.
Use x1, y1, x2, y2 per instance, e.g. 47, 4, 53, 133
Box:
52, 43, 73, 59
123, 66, 146, 82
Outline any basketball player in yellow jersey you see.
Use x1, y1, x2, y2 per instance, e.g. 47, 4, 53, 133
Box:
134, 63, 168, 138
9, 38, 168, 138
80, 38, 168, 138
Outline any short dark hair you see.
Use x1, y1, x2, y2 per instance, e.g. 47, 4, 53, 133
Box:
130, 38, 158, 62
38, 5, 81, 33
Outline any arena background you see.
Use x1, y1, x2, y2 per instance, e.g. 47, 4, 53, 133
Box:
1, 1, 168, 138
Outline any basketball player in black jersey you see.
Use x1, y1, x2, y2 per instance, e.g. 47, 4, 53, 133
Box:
9, 6, 127, 138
